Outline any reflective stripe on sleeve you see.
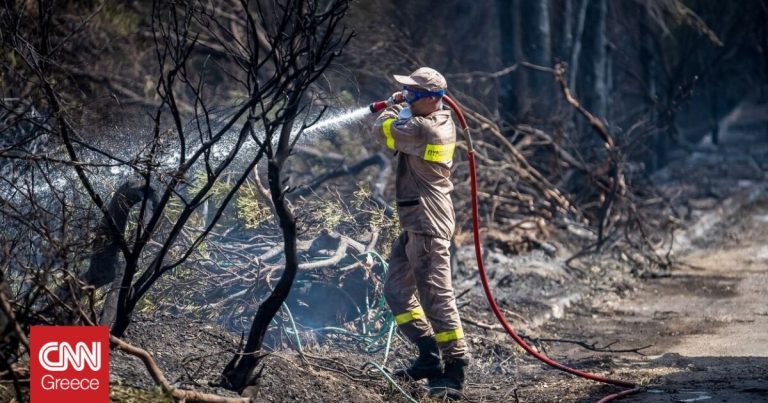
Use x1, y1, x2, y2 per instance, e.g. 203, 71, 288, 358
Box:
382, 118, 396, 150
423, 142, 455, 163
394, 306, 425, 325
434, 328, 464, 343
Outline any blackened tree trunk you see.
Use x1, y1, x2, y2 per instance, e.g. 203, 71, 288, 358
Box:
220, 99, 300, 391
761, 1, 768, 137
557, 0, 574, 62
82, 179, 156, 327
579, 0, 608, 120
521, 0, 553, 117
521, 0, 552, 75
640, 7, 667, 172
568, 0, 589, 93
497, 0, 524, 119
218, 0, 352, 390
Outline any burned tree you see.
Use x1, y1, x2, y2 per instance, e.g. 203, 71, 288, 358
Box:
218, 0, 352, 391
1, 0, 351, 379
1, 0, 353, 400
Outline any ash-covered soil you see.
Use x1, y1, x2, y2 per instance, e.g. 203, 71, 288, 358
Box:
108, 205, 767, 403
97, 131, 768, 403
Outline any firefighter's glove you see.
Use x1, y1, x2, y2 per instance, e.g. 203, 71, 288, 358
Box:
388, 91, 406, 106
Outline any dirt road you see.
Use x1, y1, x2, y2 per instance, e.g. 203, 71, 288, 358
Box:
521, 190, 768, 402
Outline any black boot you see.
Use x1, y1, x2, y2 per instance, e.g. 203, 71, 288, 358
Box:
393, 336, 442, 382
428, 356, 469, 400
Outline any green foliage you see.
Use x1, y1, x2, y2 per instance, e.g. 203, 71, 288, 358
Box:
377, 205, 400, 257
134, 262, 200, 317
352, 183, 372, 209
196, 239, 210, 259
295, 181, 399, 255
315, 198, 353, 231
190, 171, 233, 201
236, 181, 272, 229
162, 193, 184, 224
355, 184, 393, 246
338, 88, 357, 106
98, 3, 142, 37
135, 293, 159, 315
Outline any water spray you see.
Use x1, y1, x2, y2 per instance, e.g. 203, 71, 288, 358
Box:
302, 107, 372, 138
369, 95, 643, 402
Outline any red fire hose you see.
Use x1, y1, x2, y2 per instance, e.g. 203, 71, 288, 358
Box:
370, 96, 643, 401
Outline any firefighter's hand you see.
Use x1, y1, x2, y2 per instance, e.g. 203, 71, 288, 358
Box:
389, 91, 405, 105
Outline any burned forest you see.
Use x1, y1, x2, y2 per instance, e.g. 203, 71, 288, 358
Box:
1, 0, 767, 402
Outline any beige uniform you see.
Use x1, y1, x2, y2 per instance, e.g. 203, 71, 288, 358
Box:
372, 104, 467, 358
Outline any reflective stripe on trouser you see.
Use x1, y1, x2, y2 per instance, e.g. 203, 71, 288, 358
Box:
384, 231, 467, 358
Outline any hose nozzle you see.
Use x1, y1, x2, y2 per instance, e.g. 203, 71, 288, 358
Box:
368, 100, 389, 113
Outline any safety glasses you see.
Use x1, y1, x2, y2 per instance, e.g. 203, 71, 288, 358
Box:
402, 86, 446, 104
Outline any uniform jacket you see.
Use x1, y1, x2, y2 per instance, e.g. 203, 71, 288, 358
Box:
372, 104, 457, 239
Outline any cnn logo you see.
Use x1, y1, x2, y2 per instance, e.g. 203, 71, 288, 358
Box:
31, 326, 110, 403
39, 341, 102, 371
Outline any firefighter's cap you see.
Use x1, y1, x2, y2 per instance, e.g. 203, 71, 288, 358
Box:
393, 67, 447, 92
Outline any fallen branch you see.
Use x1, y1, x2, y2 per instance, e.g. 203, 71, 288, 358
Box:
462, 316, 504, 332
457, 98, 577, 216
553, 63, 615, 149
298, 237, 349, 270
536, 337, 652, 356
553, 62, 627, 248
0, 363, 29, 380
291, 153, 389, 199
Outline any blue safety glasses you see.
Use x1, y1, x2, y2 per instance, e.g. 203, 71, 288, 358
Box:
402, 86, 446, 104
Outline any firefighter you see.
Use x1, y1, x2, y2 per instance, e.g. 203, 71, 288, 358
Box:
371, 67, 469, 398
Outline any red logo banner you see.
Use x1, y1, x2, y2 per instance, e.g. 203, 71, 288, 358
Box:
31, 326, 110, 403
